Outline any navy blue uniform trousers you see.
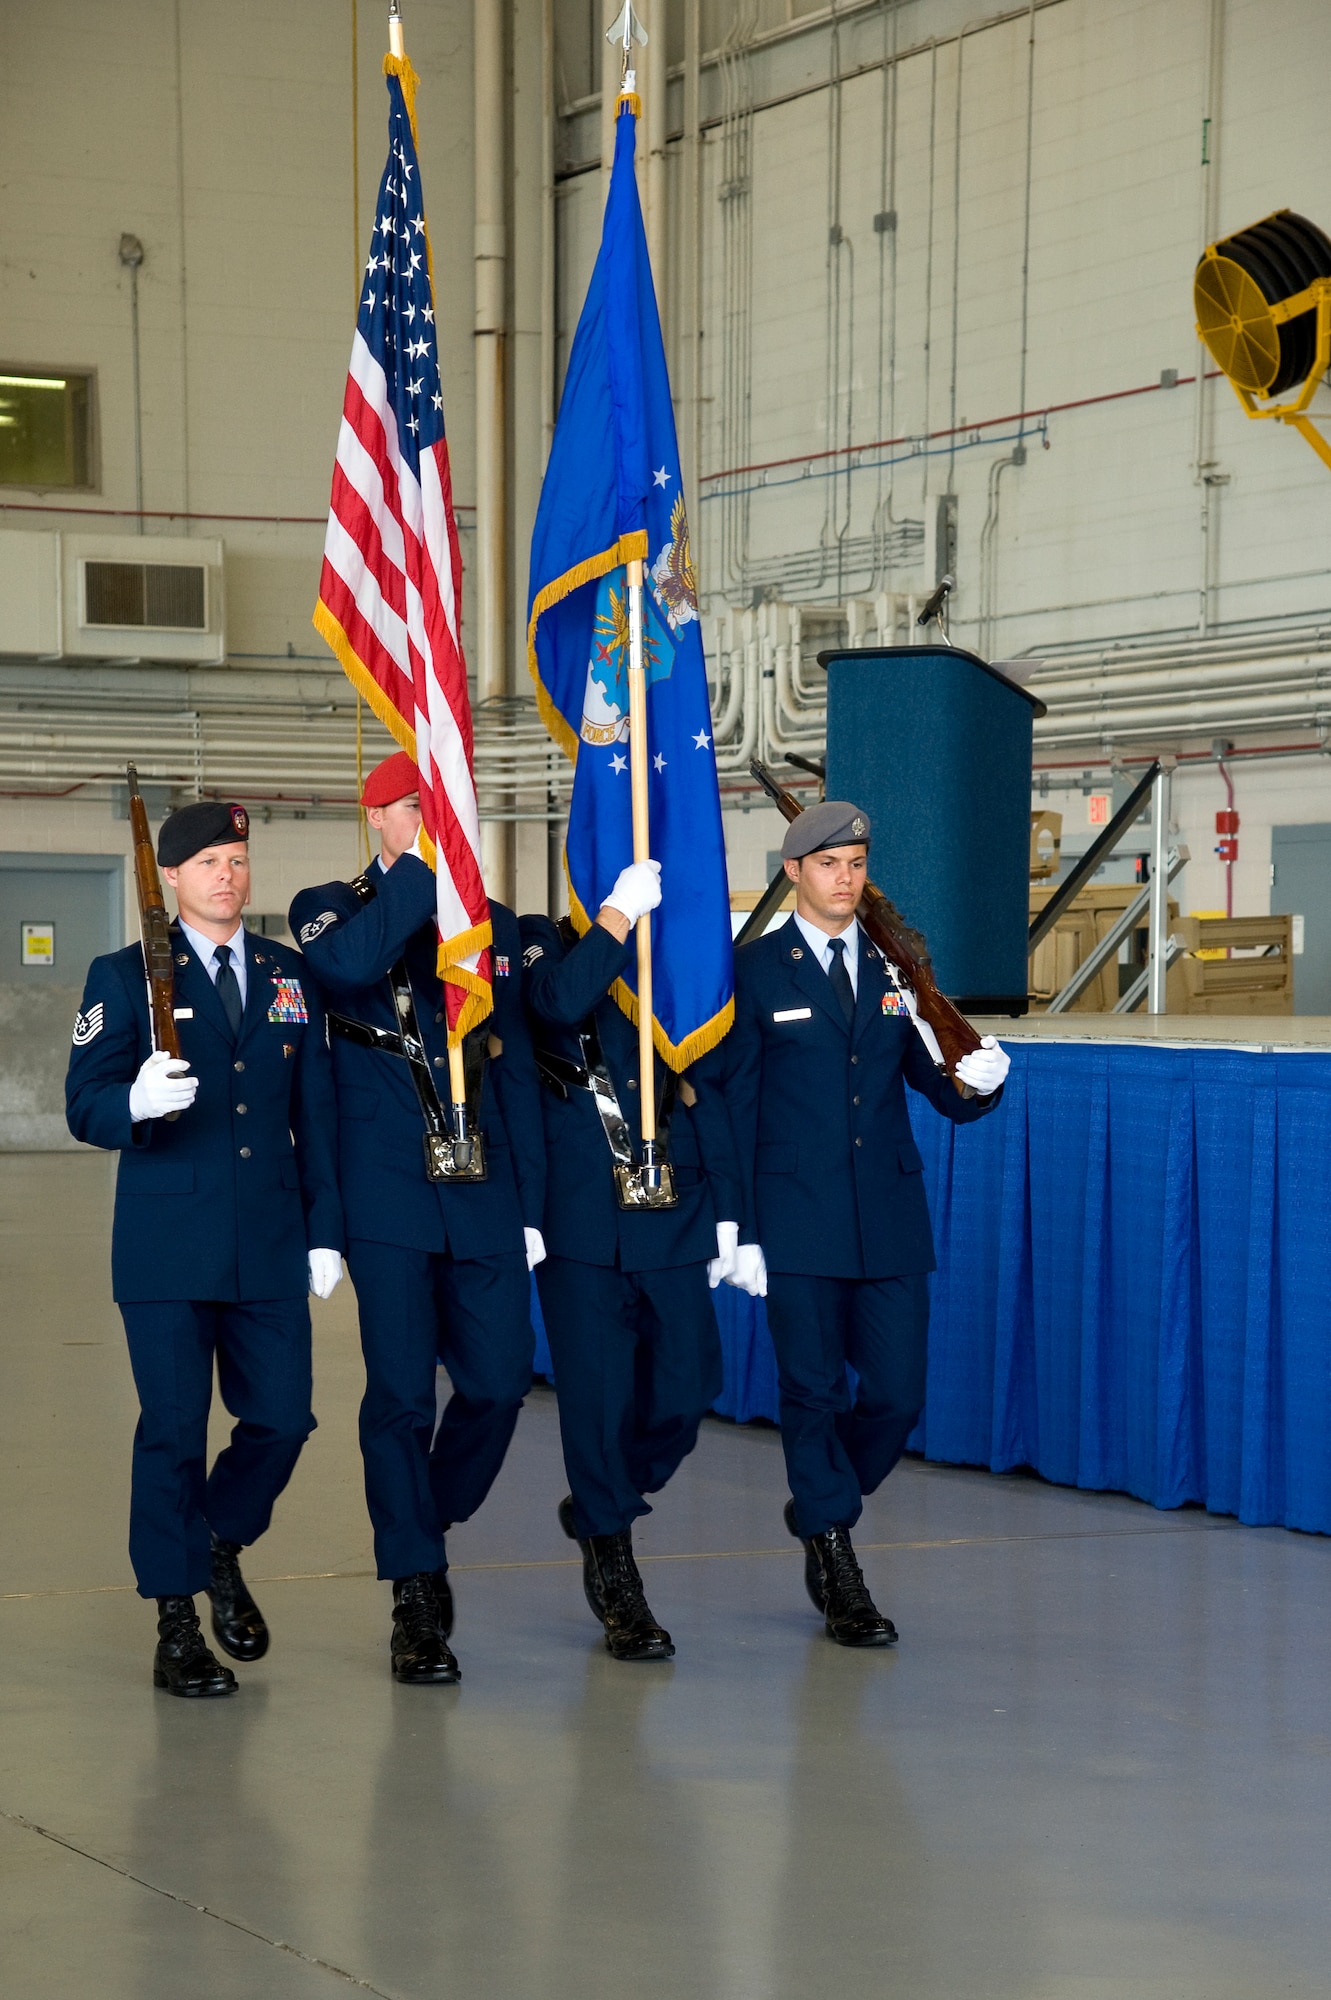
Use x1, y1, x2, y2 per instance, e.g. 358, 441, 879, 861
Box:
764, 1270, 930, 1538
537, 1255, 723, 1540
119, 1298, 315, 1598
347, 1239, 534, 1580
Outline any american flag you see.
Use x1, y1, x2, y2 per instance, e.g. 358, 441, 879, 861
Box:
313, 63, 491, 1040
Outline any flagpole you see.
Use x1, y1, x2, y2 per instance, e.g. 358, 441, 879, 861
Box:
387, 0, 472, 1154
610, 7, 668, 1198
625, 554, 660, 1186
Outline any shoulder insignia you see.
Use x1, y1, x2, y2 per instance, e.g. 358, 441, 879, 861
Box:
71, 1002, 104, 1047
299, 910, 340, 945
522, 943, 545, 967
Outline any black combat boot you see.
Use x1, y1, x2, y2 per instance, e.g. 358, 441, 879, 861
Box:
390, 1573, 461, 1684
207, 1534, 270, 1661
783, 1497, 826, 1613
584, 1529, 674, 1662
430, 1569, 455, 1638
558, 1492, 606, 1622
810, 1525, 897, 1648
153, 1595, 239, 1697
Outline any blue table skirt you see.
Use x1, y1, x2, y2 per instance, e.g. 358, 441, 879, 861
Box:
531, 1044, 1331, 1535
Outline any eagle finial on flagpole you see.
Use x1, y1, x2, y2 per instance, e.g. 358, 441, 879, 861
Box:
606, 2, 647, 89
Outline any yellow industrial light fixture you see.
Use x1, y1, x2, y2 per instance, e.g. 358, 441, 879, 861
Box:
1194, 208, 1331, 470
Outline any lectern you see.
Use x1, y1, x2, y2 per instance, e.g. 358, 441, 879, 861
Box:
821, 644, 1044, 1013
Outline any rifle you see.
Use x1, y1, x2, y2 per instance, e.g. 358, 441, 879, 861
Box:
748, 760, 982, 1094
126, 764, 182, 1116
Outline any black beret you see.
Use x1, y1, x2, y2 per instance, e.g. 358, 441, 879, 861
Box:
780, 799, 871, 860
157, 800, 250, 867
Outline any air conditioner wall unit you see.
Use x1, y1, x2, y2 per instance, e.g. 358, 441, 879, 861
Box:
0, 528, 225, 664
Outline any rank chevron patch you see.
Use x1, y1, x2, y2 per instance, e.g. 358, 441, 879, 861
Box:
72, 1003, 105, 1046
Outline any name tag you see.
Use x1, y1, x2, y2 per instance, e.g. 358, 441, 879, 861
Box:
173, 1007, 194, 1019
773, 1007, 813, 1023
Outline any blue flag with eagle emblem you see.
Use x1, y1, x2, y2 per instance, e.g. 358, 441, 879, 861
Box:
526, 92, 732, 1069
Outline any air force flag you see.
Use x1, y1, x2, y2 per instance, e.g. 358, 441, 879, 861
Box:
526, 92, 732, 1070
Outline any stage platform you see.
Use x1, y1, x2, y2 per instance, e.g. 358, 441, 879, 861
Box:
536, 1017, 1331, 1540
972, 1012, 1331, 1047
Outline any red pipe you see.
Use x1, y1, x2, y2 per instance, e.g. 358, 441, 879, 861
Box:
1215, 758, 1238, 916
1033, 741, 1323, 771
0, 499, 475, 526
700, 373, 1223, 487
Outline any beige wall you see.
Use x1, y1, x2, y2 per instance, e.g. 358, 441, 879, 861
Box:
0, 794, 364, 946
0, 0, 480, 661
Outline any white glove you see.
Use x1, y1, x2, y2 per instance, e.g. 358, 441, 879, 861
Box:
408, 824, 428, 865
602, 858, 662, 925
727, 1242, 768, 1298
524, 1226, 547, 1272
955, 1035, 1010, 1095
307, 1249, 343, 1299
708, 1220, 740, 1289
128, 1051, 198, 1121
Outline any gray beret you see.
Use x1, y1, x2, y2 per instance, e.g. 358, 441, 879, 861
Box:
157, 799, 250, 867
780, 799, 871, 861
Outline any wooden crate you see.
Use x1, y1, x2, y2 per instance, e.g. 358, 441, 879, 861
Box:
1169, 915, 1293, 1015
730, 887, 795, 914
1029, 882, 1177, 1012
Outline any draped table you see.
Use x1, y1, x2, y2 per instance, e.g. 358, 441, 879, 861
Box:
533, 1033, 1331, 1535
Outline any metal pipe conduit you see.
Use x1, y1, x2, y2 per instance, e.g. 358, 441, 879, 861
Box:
1032, 656, 1331, 702
1037, 693, 1331, 748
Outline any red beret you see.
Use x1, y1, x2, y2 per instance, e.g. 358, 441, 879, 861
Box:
361, 750, 420, 809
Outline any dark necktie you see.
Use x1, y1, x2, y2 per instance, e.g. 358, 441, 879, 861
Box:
826, 934, 855, 1024
213, 942, 244, 1037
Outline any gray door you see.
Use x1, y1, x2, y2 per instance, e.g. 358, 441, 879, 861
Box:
0, 856, 124, 1150
1271, 824, 1331, 1014
0, 856, 122, 988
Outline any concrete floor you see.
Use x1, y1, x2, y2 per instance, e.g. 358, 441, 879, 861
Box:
4, 1156, 1331, 1999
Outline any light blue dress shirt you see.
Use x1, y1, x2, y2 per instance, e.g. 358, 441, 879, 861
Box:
178, 919, 248, 1009
792, 911, 861, 998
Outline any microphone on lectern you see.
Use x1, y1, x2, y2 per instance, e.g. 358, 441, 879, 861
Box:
917, 575, 955, 628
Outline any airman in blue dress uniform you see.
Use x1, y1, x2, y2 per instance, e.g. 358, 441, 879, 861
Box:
520, 859, 743, 1662
289, 751, 546, 1686
725, 801, 1009, 1646
65, 799, 344, 1698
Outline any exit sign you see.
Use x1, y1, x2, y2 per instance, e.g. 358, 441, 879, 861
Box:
1088, 794, 1111, 827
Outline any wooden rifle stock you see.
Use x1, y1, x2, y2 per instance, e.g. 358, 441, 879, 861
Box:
748, 760, 982, 1092
126, 766, 182, 1097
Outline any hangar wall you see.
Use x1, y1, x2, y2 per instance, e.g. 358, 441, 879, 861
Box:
1, 0, 1330, 1056
554, 0, 1331, 919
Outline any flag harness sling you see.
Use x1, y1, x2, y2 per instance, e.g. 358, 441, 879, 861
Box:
534, 920, 678, 1211
326, 872, 488, 1184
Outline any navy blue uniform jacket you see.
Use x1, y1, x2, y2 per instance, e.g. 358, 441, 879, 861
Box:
519, 915, 742, 1273
65, 928, 343, 1304
727, 919, 1001, 1280
290, 856, 544, 1258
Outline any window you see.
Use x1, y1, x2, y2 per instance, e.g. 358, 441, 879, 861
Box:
0, 369, 95, 489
